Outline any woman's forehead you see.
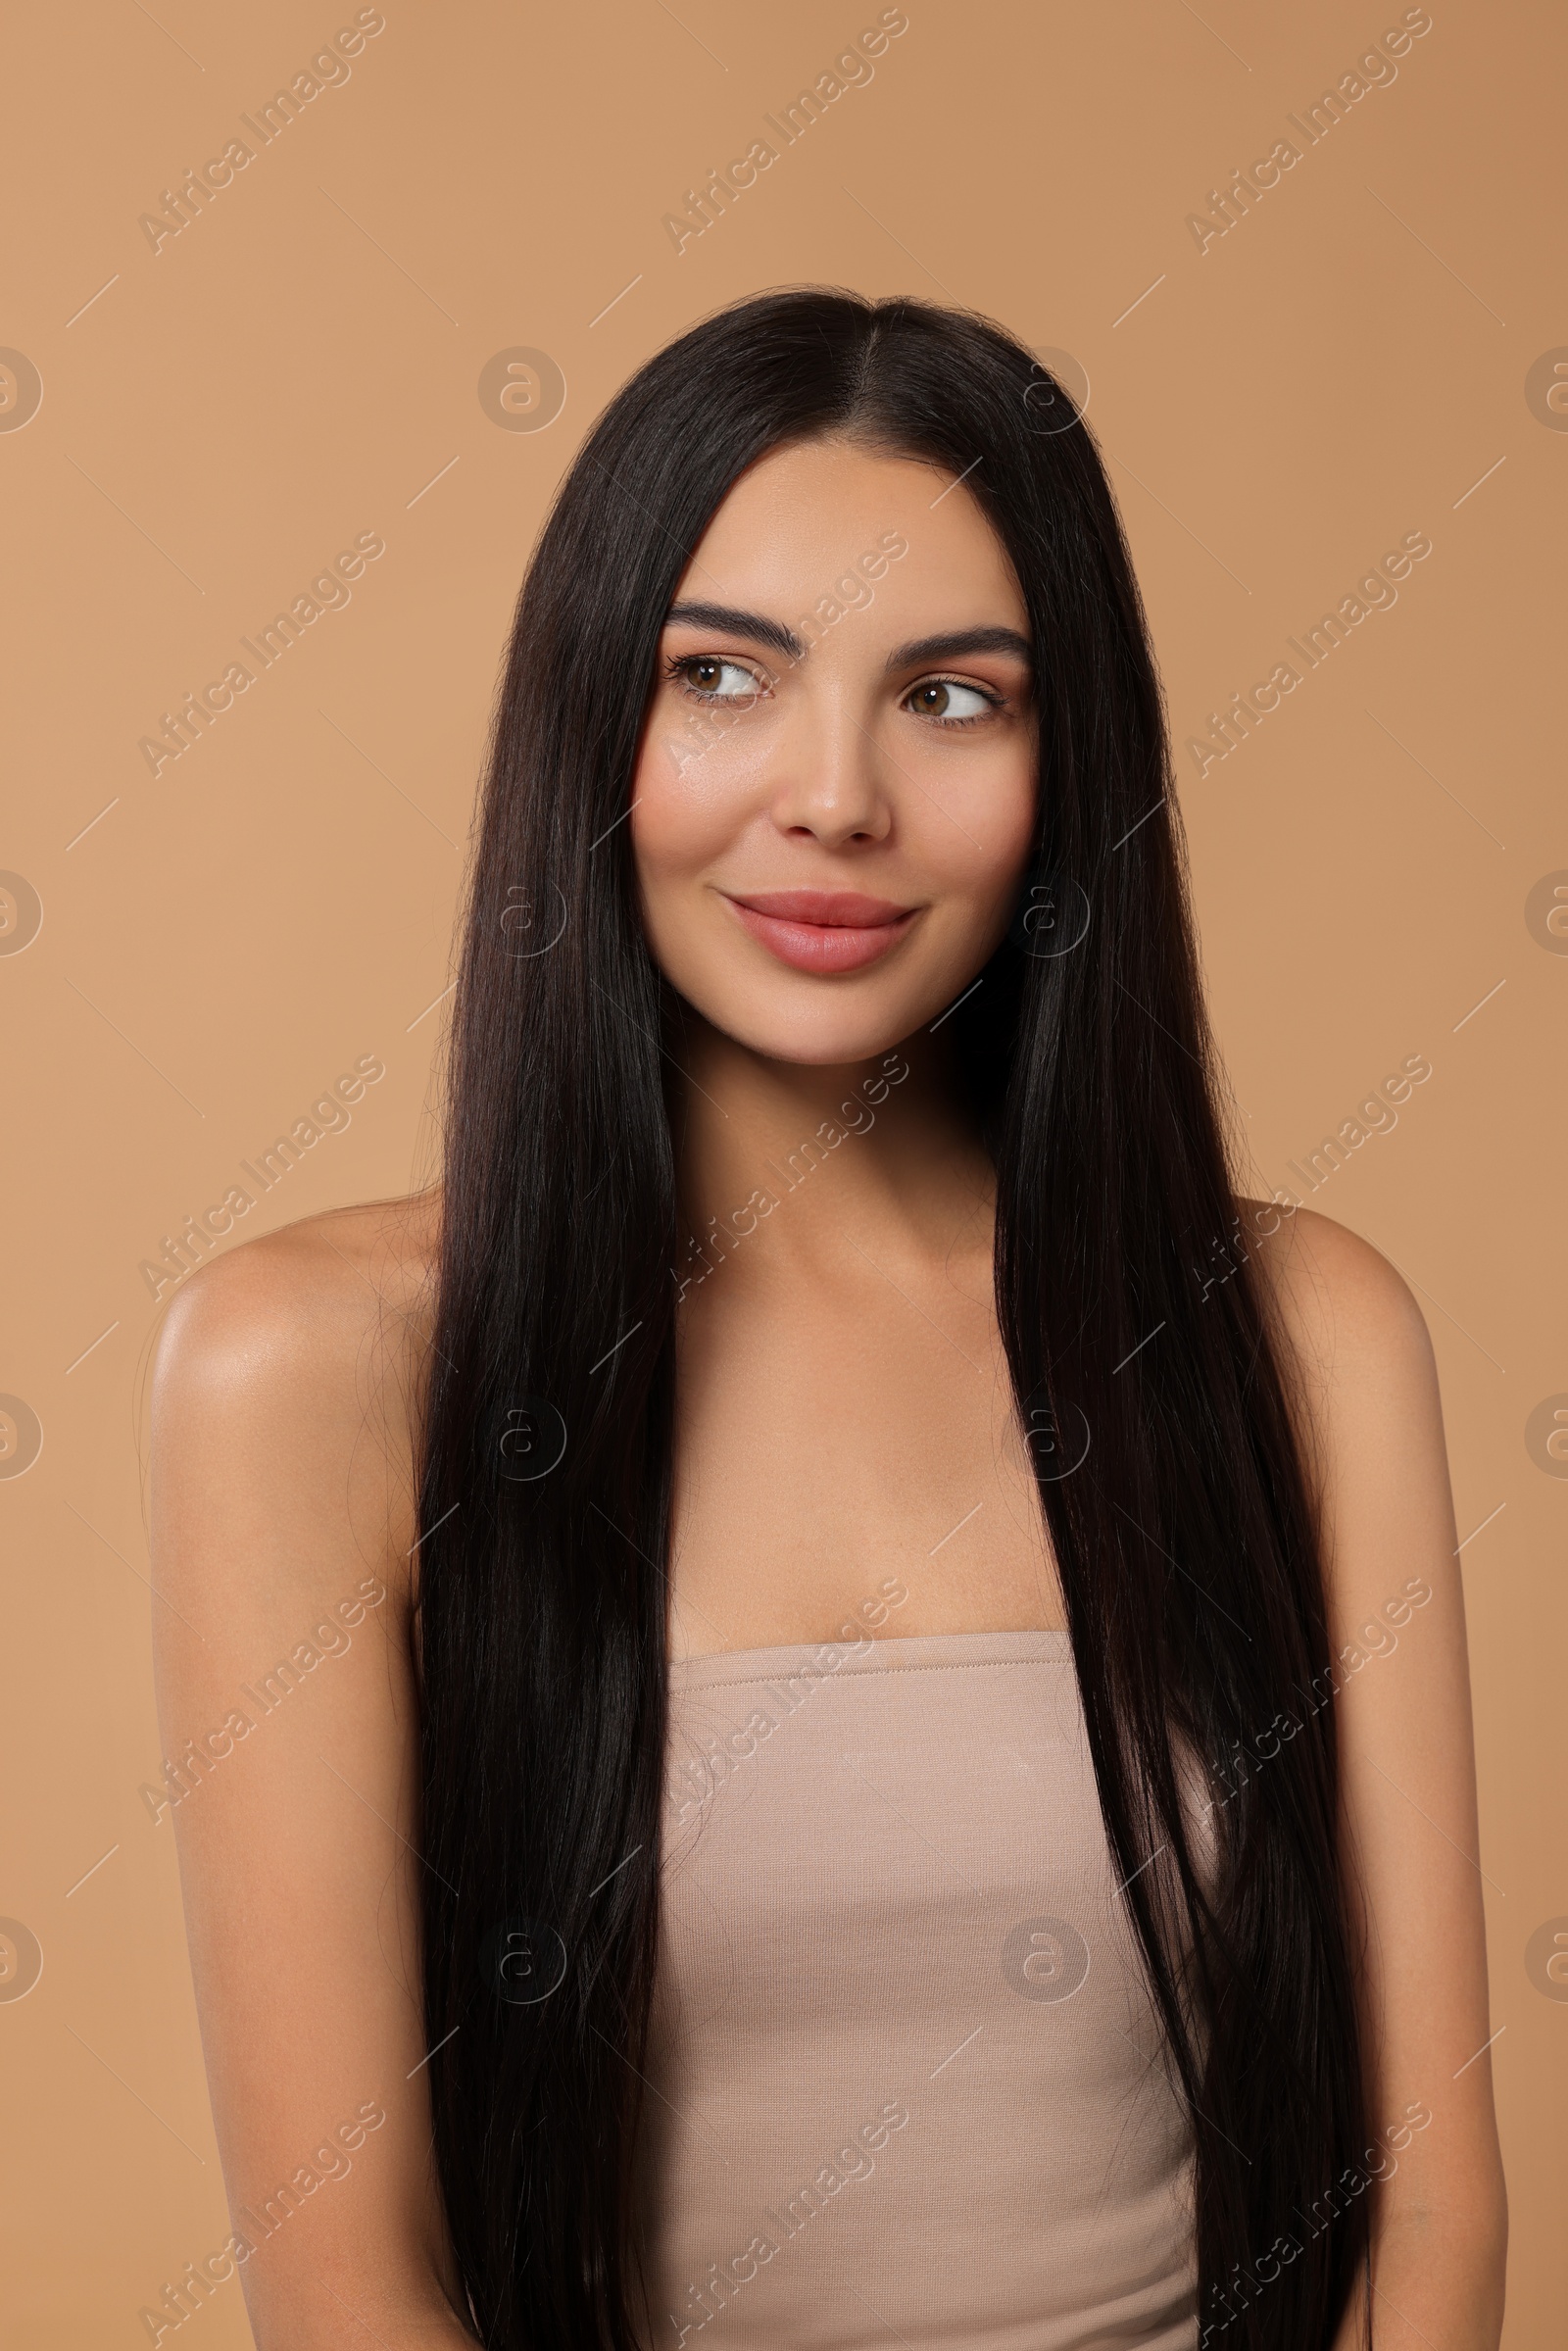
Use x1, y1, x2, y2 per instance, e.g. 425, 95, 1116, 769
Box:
671, 437, 1025, 626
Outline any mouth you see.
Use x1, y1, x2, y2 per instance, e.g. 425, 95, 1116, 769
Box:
721, 888, 921, 975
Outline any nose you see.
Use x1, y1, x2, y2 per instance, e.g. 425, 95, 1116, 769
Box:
765, 681, 894, 851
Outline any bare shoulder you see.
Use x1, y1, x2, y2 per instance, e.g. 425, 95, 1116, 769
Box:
150, 1189, 442, 1608
1244, 1199, 1434, 1397
153, 1187, 440, 1381
1240, 1199, 1448, 1550
147, 1190, 472, 2342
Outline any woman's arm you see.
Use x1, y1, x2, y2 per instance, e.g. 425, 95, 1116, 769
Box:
149, 1202, 476, 2349
1258, 1205, 1507, 2351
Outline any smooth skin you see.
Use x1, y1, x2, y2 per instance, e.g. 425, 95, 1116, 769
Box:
150, 438, 1505, 2350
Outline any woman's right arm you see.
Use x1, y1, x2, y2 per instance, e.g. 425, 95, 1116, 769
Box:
149, 1204, 477, 2349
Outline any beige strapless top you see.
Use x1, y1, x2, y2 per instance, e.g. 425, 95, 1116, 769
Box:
631, 1630, 1199, 2350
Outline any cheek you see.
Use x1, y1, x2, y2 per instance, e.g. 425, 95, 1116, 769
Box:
910, 744, 1037, 920
627, 730, 760, 997
630, 738, 751, 917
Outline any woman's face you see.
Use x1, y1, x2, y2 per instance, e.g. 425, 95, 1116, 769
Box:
630, 436, 1038, 1066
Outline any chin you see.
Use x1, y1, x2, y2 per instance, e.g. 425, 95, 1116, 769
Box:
679, 968, 954, 1069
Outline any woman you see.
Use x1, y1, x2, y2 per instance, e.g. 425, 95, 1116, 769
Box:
150, 290, 1504, 2350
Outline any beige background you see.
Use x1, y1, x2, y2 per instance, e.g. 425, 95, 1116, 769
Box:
2, 0, 1562, 2341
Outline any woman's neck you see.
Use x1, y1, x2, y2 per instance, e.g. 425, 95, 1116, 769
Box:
666, 1006, 997, 1287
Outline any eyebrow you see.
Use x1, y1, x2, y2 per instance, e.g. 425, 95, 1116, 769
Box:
663, 601, 805, 660
882, 625, 1032, 673
662, 602, 1033, 676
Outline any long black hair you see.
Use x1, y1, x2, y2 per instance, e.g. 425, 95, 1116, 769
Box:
416, 288, 1370, 2348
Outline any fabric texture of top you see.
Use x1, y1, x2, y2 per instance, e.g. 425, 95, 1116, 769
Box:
631, 1628, 1200, 2350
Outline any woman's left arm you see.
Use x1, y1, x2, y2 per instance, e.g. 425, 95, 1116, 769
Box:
1259, 1204, 1507, 2351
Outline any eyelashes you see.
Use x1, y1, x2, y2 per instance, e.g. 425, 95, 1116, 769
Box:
666, 654, 764, 705
901, 676, 1003, 727
664, 654, 1006, 728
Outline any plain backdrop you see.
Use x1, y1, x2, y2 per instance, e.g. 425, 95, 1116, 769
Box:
1, 0, 1562, 2341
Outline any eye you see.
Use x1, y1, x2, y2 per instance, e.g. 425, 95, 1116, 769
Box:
904, 677, 1000, 725
670, 654, 764, 703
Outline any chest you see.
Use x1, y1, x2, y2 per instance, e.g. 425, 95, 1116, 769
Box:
665, 1247, 1062, 1660
633, 1639, 1199, 2350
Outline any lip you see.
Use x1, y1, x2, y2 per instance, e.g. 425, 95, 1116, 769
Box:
722, 888, 921, 975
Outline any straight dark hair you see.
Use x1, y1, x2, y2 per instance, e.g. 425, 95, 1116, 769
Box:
416, 287, 1370, 2349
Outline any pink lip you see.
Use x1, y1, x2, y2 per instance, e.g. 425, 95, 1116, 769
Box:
723, 889, 920, 975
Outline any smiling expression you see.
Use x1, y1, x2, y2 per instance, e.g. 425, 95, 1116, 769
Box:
629, 436, 1040, 1067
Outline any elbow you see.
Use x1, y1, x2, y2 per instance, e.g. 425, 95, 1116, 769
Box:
1381, 2168, 1508, 2342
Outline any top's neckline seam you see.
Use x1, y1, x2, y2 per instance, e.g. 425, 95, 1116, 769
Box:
667, 1628, 1071, 1686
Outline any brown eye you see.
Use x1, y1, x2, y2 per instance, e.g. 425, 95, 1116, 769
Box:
673, 655, 760, 701
906, 678, 995, 722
